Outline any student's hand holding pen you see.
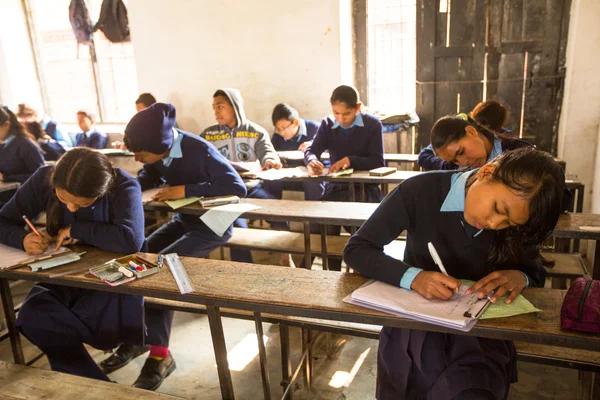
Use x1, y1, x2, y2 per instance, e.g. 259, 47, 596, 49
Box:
329, 157, 351, 174
411, 271, 462, 301
263, 159, 282, 170
22, 232, 50, 255
466, 270, 527, 304
308, 160, 325, 175
152, 186, 186, 201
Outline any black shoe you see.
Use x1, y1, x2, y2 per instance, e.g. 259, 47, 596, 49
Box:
100, 344, 151, 374
132, 353, 176, 391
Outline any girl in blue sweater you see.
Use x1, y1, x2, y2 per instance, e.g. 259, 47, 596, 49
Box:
0, 106, 44, 203
0, 148, 153, 383
344, 148, 566, 399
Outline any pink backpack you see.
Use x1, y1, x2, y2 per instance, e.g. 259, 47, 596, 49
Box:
560, 278, 600, 333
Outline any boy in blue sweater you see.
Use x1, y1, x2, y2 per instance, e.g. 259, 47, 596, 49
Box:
267, 103, 324, 200
102, 103, 246, 390
75, 110, 108, 149
303, 85, 384, 271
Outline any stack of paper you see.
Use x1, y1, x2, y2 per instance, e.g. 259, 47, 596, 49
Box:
0, 243, 70, 270
200, 203, 263, 236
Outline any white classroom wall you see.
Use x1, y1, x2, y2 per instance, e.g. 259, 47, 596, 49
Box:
127, 0, 349, 134
557, 0, 600, 214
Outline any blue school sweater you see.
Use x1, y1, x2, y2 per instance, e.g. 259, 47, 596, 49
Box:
344, 170, 546, 288
75, 128, 108, 149
304, 112, 384, 170
0, 165, 145, 253
137, 131, 247, 199
0, 134, 45, 183
271, 119, 319, 151
43, 117, 72, 148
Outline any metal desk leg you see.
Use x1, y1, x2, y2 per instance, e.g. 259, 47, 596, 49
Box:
207, 306, 235, 400
301, 328, 313, 392
574, 185, 584, 252
0, 279, 24, 364
359, 183, 365, 202
303, 222, 312, 270
279, 324, 293, 400
349, 183, 356, 202
320, 224, 329, 271
254, 312, 271, 400
382, 183, 389, 196
593, 241, 600, 281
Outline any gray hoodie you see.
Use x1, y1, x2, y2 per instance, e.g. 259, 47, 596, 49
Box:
201, 88, 279, 167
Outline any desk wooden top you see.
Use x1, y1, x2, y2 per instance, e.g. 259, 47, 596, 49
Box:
0, 182, 20, 193
277, 151, 419, 163
554, 213, 600, 240
145, 198, 378, 226
1, 246, 598, 352
260, 168, 421, 184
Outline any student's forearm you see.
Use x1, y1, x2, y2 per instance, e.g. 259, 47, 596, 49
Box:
0, 221, 28, 250
71, 222, 144, 253
347, 155, 384, 170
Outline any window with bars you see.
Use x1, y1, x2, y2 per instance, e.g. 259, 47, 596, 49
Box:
366, 0, 416, 114
27, 0, 138, 123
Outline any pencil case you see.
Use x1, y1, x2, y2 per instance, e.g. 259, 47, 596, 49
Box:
561, 277, 600, 333
89, 254, 160, 286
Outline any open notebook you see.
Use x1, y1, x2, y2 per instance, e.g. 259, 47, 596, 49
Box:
344, 280, 490, 332
0, 243, 70, 270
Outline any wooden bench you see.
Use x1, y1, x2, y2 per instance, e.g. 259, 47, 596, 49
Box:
224, 227, 406, 260
543, 252, 589, 288
0, 360, 182, 399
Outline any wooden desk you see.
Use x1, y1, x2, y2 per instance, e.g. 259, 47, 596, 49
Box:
277, 151, 419, 168
0, 248, 598, 399
554, 213, 600, 280
0, 182, 20, 193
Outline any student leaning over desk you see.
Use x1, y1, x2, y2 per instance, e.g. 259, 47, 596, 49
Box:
344, 148, 566, 400
0, 148, 163, 385
0, 106, 45, 204
101, 103, 246, 389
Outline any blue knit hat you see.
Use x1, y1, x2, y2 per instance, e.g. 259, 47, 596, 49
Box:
125, 103, 176, 154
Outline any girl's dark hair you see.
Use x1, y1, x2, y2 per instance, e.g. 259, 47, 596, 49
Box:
25, 121, 45, 140
430, 114, 512, 153
271, 103, 299, 126
475, 147, 565, 269
330, 85, 360, 108
0, 106, 38, 143
470, 100, 509, 132
135, 93, 157, 108
46, 147, 117, 236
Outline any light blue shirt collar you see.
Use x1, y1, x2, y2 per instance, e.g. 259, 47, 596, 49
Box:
1, 134, 16, 148
285, 119, 307, 143
161, 129, 183, 167
40, 114, 51, 130
331, 112, 364, 129
487, 135, 502, 162
440, 169, 477, 212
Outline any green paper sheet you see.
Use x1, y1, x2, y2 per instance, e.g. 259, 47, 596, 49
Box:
459, 280, 542, 320
165, 197, 202, 210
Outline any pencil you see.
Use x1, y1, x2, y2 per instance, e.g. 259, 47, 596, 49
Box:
22, 215, 42, 237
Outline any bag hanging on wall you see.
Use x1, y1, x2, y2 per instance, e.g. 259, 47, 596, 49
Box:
95, 0, 131, 43
69, 0, 93, 45
560, 277, 600, 333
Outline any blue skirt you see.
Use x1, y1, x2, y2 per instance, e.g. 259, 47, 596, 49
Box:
377, 327, 517, 400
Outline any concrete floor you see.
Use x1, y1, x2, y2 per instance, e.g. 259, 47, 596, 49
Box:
0, 249, 590, 400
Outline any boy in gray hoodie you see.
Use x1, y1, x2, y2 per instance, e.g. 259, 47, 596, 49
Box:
201, 88, 290, 264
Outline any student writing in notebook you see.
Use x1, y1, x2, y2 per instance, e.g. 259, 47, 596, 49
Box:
303, 85, 384, 270
344, 148, 566, 400
0, 148, 172, 386
101, 103, 246, 386
0, 106, 45, 205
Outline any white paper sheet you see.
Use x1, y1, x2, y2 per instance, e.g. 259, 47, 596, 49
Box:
347, 280, 488, 330
0, 243, 70, 269
142, 187, 163, 203
200, 203, 262, 236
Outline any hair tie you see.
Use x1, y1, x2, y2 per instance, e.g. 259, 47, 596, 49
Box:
457, 113, 468, 121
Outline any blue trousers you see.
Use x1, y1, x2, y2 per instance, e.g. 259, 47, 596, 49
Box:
17, 284, 169, 381
230, 184, 288, 263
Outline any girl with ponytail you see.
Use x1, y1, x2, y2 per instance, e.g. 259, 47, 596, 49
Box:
0, 147, 154, 383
